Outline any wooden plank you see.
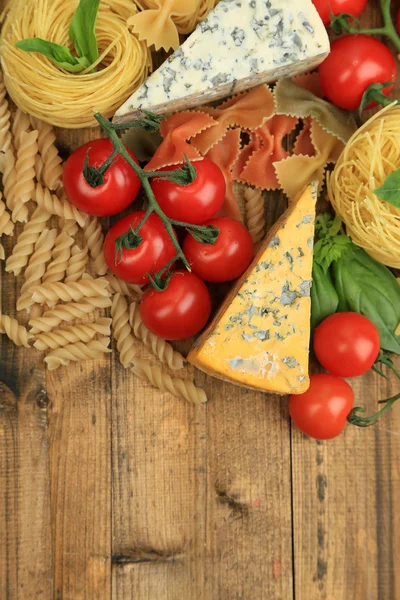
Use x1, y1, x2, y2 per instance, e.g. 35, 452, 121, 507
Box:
0, 249, 53, 598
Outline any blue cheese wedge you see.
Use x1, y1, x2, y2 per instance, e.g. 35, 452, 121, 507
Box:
115, 0, 330, 123
187, 182, 318, 395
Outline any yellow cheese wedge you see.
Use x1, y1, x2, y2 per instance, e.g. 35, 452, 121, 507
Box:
187, 182, 318, 395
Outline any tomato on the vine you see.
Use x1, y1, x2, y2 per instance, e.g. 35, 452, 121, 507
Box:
103, 211, 177, 284
318, 35, 397, 111
63, 139, 141, 217
312, 0, 367, 26
183, 217, 253, 282
140, 271, 212, 340
314, 312, 380, 378
150, 158, 226, 225
289, 374, 354, 440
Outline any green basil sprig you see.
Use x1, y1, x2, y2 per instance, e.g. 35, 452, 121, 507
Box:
310, 263, 339, 331
15, 0, 100, 74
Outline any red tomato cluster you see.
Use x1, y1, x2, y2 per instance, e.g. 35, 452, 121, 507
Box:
289, 313, 380, 440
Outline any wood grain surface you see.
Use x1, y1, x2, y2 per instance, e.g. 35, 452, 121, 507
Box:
1, 1, 400, 599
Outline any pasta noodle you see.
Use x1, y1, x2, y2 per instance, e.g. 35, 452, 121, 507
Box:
1, 0, 152, 128
129, 301, 184, 370
111, 293, 140, 368
30, 277, 110, 307
82, 215, 108, 275
17, 228, 58, 311
35, 154, 44, 184
65, 245, 89, 283
11, 108, 31, 152
12, 130, 38, 223
244, 187, 265, 246
59, 218, 79, 237
0, 70, 12, 154
328, 104, 400, 268
31, 117, 63, 191
33, 182, 86, 227
0, 243, 4, 260
45, 337, 111, 370
29, 297, 113, 334
130, 359, 207, 404
0, 314, 31, 347
5, 206, 51, 275
0, 192, 14, 238
2, 149, 16, 210
42, 231, 74, 284
104, 273, 143, 298
33, 318, 112, 351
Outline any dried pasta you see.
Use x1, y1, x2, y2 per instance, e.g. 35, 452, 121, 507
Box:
12, 130, 38, 223
0, 314, 31, 347
111, 293, 139, 368
105, 273, 143, 298
131, 359, 207, 404
45, 337, 111, 370
129, 301, 184, 370
11, 108, 31, 152
1, 0, 152, 128
35, 154, 44, 184
0, 71, 12, 154
65, 245, 89, 283
82, 215, 108, 275
17, 228, 58, 311
0, 192, 14, 239
33, 318, 112, 351
2, 149, 16, 210
42, 231, 74, 284
31, 117, 63, 190
0, 244, 4, 260
33, 182, 86, 227
5, 206, 51, 275
29, 297, 113, 334
244, 187, 265, 246
59, 218, 79, 237
30, 277, 110, 307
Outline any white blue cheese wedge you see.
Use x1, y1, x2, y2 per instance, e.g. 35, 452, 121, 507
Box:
187, 182, 318, 395
114, 0, 330, 123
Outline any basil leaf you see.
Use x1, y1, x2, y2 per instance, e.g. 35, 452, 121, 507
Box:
69, 0, 100, 65
310, 263, 339, 330
332, 245, 400, 354
314, 233, 352, 272
375, 168, 400, 208
15, 38, 90, 72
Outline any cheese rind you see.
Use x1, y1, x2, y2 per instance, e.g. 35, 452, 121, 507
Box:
115, 0, 330, 122
187, 182, 318, 395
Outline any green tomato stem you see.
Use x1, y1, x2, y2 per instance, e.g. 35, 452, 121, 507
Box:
348, 392, 400, 427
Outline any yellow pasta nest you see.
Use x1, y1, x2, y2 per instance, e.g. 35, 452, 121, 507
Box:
328, 104, 400, 269
0, 0, 152, 128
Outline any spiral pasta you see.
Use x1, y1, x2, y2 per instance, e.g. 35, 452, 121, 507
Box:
0, 243, 4, 260
59, 218, 79, 237
17, 228, 58, 311
0, 192, 14, 238
1, 0, 152, 128
0, 71, 12, 154
131, 359, 207, 404
0, 314, 31, 347
5, 206, 51, 275
33, 182, 86, 227
82, 215, 108, 275
29, 296, 113, 334
64, 245, 89, 283
244, 186, 265, 246
35, 154, 44, 184
129, 301, 184, 370
42, 231, 74, 284
33, 318, 112, 351
111, 293, 139, 368
104, 273, 143, 298
2, 149, 16, 210
31, 117, 63, 190
12, 108, 31, 152
12, 129, 38, 223
30, 277, 110, 307
45, 337, 111, 370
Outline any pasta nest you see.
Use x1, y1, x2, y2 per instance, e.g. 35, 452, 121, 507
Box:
328, 103, 400, 269
0, 0, 152, 128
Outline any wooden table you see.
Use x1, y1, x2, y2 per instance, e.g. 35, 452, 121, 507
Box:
1, 2, 400, 598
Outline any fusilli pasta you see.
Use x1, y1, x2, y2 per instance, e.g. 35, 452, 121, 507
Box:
64, 245, 89, 283
105, 273, 143, 298
11, 108, 31, 151
31, 117, 63, 190
59, 218, 79, 237
0, 314, 31, 347
33, 318, 112, 351
5, 206, 51, 275
0, 192, 14, 237
0, 243, 5, 260
12, 129, 38, 223
131, 359, 207, 404
244, 187, 265, 246
33, 182, 86, 227
42, 231, 74, 284
30, 277, 110, 306
111, 293, 139, 368
82, 215, 108, 275
2, 149, 16, 210
0, 71, 12, 154
45, 337, 111, 370
129, 301, 184, 370
29, 296, 113, 334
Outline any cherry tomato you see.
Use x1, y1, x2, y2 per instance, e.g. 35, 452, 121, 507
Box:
314, 312, 380, 378
103, 211, 177, 285
183, 217, 253, 282
318, 35, 397, 111
140, 270, 212, 340
312, 0, 367, 26
289, 374, 354, 440
63, 139, 141, 217
150, 158, 226, 225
